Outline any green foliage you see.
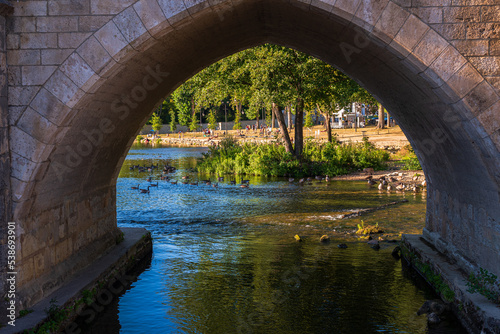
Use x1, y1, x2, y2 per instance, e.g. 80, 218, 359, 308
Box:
198, 138, 389, 178
136, 135, 144, 141
28, 298, 69, 334
208, 110, 217, 130
401, 145, 422, 170
151, 112, 162, 132
189, 113, 198, 132
169, 108, 177, 132
304, 111, 314, 129
466, 268, 500, 304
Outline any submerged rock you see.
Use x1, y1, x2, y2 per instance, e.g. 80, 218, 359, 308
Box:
338, 243, 348, 249
427, 312, 441, 325
320, 235, 330, 243
391, 246, 401, 259
417, 300, 448, 316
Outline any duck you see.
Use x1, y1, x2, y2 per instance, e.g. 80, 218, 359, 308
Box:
146, 177, 152, 182
170, 180, 178, 185
241, 180, 249, 184
325, 175, 330, 182
240, 184, 249, 188
298, 178, 305, 184
368, 179, 376, 186
131, 184, 140, 190
182, 176, 189, 180
288, 178, 294, 183
212, 183, 218, 188
139, 186, 150, 194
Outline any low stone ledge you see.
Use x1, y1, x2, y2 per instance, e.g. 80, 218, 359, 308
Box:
402, 234, 500, 334
1, 227, 152, 334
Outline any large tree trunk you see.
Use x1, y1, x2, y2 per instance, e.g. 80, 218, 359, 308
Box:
287, 105, 292, 130
271, 107, 275, 129
294, 98, 304, 157
272, 103, 293, 153
378, 103, 384, 129
386, 111, 390, 128
317, 104, 332, 143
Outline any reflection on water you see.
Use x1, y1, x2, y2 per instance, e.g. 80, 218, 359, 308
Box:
83, 145, 464, 333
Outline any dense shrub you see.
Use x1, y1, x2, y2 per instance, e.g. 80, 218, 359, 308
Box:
198, 136, 390, 177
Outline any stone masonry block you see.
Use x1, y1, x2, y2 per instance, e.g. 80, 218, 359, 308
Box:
393, 14, 429, 54
60, 53, 100, 92
22, 65, 57, 86
462, 80, 499, 117
372, 1, 410, 44
48, 0, 90, 16
41, 49, 73, 65
413, 0, 451, 5
133, 0, 169, 36
20, 33, 57, 49
411, 7, 442, 24
10, 126, 52, 163
353, 0, 389, 31
332, 0, 361, 22
184, 0, 211, 16
8, 86, 39, 106
468, 56, 500, 76
17, 106, 60, 145
467, 23, 500, 39
431, 23, 466, 40
477, 101, 500, 135
7, 17, 36, 33
446, 63, 484, 100
76, 35, 113, 73
7, 49, 40, 66
30, 88, 71, 126
44, 69, 81, 107
310, 0, 336, 14
481, 5, 500, 22
412, 28, 448, 69
10, 177, 35, 203
443, 6, 481, 23
90, 0, 137, 15
113, 6, 150, 48
12, 1, 47, 17
6, 34, 20, 50
10, 151, 39, 183
36, 16, 79, 33
453, 40, 488, 56
57, 32, 92, 49
94, 20, 132, 62
157, 0, 190, 25
78, 15, 113, 32
425, 45, 467, 87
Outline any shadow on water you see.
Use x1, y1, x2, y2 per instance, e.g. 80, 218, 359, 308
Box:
70, 145, 466, 334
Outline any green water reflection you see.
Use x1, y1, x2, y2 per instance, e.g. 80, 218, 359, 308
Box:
82, 146, 464, 333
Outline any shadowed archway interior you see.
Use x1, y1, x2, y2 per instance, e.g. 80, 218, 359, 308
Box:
3, 0, 499, 309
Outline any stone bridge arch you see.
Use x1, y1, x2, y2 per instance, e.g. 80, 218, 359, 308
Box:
1, 0, 499, 311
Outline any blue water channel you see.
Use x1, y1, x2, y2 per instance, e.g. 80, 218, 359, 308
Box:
77, 145, 465, 334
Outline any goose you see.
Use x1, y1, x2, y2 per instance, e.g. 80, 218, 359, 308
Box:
288, 178, 294, 183
190, 181, 198, 186
182, 176, 190, 180
140, 186, 150, 194
240, 184, 249, 188
170, 180, 178, 185
129, 166, 134, 171
149, 182, 158, 187
212, 183, 218, 188
298, 178, 305, 184
131, 184, 140, 190
146, 177, 152, 182
378, 182, 384, 190
218, 176, 224, 182
325, 175, 330, 182
368, 179, 376, 186
241, 180, 249, 184
230, 180, 236, 185
387, 184, 393, 191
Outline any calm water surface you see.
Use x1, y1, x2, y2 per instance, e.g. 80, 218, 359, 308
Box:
82, 145, 465, 334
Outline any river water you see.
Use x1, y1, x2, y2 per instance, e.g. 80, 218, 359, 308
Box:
79, 145, 465, 333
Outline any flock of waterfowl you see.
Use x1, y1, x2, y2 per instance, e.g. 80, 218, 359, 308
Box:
129, 163, 426, 194
128, 164, 252, 193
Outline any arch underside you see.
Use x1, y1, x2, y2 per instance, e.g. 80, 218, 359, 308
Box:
10, 0, 500, 307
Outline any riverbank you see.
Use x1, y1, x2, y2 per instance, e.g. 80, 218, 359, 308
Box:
137, 125, 410, 150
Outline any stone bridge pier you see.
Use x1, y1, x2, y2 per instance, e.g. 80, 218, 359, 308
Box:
0, 0, 499, 331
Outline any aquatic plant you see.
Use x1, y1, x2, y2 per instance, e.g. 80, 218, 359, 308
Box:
466, 268, 500, 304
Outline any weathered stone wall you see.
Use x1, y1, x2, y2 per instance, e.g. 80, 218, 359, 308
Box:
0, 0, 13, 320
1, 0, 499, 312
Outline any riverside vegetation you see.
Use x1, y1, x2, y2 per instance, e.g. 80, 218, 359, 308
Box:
197, 136, 390, 177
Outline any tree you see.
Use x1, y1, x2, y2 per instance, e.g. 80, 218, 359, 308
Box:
151, 112, 162, 136
169, 108, 177, 132
208, 109, 217, 130
378, 103, 385, 129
